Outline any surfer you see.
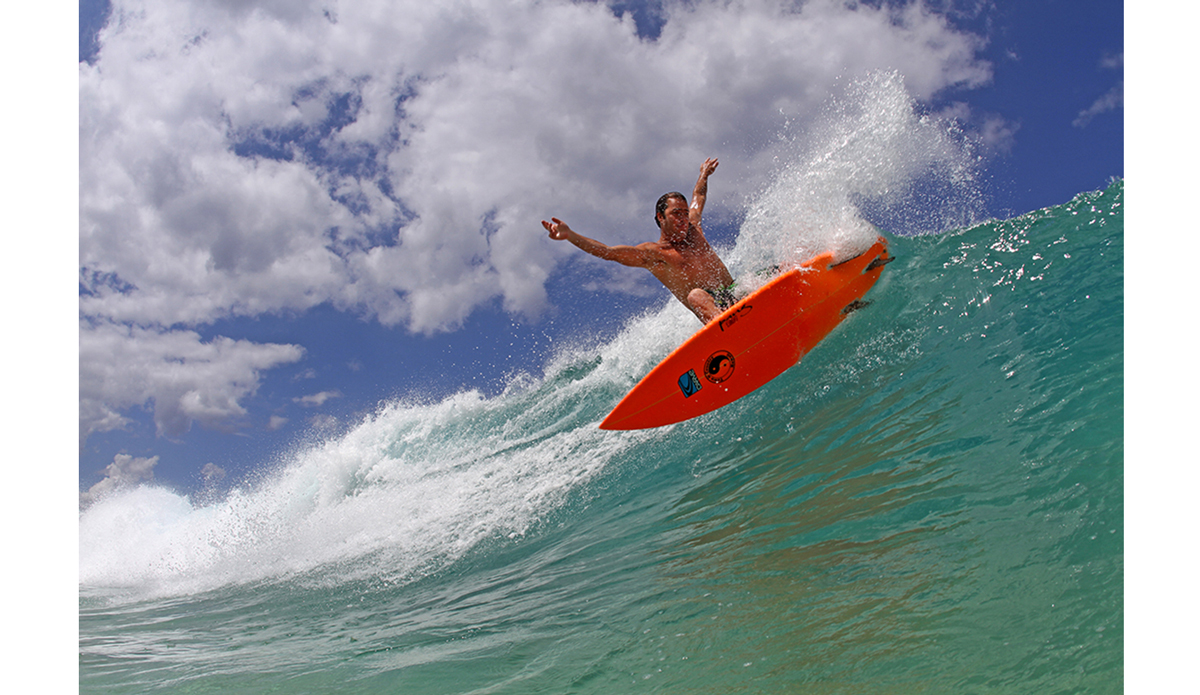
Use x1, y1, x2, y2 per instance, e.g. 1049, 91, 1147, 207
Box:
542, 157, 736, 324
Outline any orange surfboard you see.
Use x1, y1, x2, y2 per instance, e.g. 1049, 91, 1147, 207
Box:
599, 237, 891, 430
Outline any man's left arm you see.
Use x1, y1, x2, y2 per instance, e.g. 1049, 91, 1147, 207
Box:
690, 157, 719, 228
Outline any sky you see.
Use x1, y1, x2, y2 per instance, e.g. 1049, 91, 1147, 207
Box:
72, 0, 1126, 500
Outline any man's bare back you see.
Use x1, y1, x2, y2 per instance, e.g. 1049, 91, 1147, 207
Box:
542, 158, 735, 324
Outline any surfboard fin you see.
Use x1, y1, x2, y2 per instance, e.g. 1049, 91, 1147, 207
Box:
842, 299, 871, 315
866, 255, 895, 271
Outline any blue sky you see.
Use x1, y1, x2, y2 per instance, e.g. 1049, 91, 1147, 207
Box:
74, 0, 1124, 498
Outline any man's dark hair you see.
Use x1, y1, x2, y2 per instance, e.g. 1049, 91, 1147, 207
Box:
655, 192, 687, 228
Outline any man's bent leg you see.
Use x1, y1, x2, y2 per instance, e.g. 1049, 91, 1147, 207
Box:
687, 288, 721, 324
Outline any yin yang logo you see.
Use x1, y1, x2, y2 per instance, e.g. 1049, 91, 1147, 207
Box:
704, 350, 735, 384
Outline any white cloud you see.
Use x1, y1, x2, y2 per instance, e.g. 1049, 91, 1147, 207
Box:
294, 390, 342, 407
80, 0, 992, 438
1074, 53, 1123, 128
80, 454, 160, 507
79, 321, 304, 439
292, 368, 317, 381
201, 462, 226, 482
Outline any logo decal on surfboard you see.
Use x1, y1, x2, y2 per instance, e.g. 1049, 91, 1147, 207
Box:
704, 350, 735, 384
718, 304, 752, 332
678, 369, 703, 398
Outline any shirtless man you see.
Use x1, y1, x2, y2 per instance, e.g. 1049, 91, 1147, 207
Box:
542, 157, 736, 324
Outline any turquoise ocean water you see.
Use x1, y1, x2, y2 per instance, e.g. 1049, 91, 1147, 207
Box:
79, 74, 1122, 693
79, 178, 1122, 693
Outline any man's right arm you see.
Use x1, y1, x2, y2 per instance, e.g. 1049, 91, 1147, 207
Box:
542, 218, 656, 268
689, 158, 719, 227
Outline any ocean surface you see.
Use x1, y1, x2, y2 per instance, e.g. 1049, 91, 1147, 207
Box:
79, 176, 1122, 693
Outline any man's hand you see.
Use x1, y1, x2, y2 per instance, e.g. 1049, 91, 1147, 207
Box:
542, 217, 574, 241
700, 157, 719, 180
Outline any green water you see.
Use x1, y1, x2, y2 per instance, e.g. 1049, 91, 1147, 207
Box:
80, 181, 1122, 693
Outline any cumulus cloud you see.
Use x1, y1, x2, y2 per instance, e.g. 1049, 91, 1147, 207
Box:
79, 321, 304, 440
80, 0, 993, 439
80, 454, 160, 507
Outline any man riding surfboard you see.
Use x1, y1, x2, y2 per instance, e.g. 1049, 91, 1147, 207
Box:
542, 157, 736, 324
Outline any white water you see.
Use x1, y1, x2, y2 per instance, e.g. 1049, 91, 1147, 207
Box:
729, 70, 986, 282
79, 304, 705, 600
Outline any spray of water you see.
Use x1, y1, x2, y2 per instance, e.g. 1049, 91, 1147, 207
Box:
729, 70, 987, 280
77, 306, 698, 601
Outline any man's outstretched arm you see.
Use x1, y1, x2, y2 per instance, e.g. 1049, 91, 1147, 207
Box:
689, 158, 719, 226
542, 217, 657, 268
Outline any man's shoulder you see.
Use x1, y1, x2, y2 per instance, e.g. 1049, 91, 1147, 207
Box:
634, 240, 674, 255
625, 240, 673, 267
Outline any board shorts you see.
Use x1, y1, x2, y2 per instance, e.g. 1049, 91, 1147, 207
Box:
711, 282, 739, 311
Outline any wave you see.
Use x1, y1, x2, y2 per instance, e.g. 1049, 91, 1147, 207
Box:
79, 73, 1118, 608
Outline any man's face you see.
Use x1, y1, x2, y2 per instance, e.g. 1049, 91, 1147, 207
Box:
659, 198, 690, 238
